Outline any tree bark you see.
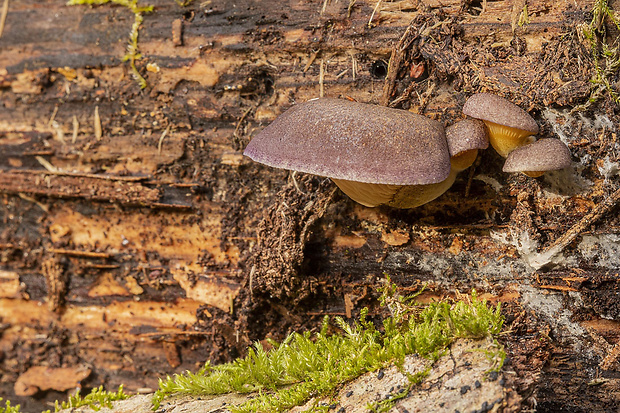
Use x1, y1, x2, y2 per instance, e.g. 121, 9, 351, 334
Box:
1, 0, 620, 411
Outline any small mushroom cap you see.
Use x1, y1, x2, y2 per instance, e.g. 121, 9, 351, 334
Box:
445, 119, 489, 157
462, 93, 539, 135
502, 138, 571, 173
244, 98, 451, 185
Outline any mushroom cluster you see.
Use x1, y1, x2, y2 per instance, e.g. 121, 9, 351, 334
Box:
243, 94, 571, 209
462, 93, 571, 176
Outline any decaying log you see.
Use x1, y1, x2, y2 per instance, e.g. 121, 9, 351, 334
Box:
1, 0, 620, 411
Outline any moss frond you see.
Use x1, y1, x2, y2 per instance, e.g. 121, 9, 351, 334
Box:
152, 283, 505, 413
67, 0, 153, 89
0, 398, 21, 413
576, 0, 620, 109
50, 385, 129, 412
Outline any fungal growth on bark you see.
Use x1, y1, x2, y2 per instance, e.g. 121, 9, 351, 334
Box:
462, 93, 539, 158
244, 98, 455, 208
502, 138, 572, 177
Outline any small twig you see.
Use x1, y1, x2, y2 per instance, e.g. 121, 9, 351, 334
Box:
233, 107, 252, 139
94, 106, 102, 140
320, 0, 329, 14
0, 0, 8, 39
35, 156, 58, 173
83, 263, 120, 269
368, 0, 382, 29
335, 68, 349, 79
319, 58, 325, 97
47, 248, 112, 259
381, 24, 415, 106
549, 185, 620, 249
537, 284, 579, 292
291, 171, 307, 195
415, 81, 436, 111
72, 115, 79, 144
347, 0, 356, 17
158, 124, 171, 155
48, 106, 59, 127
248, 264, 255, 301
18, 193, 49, 212
387, 79, 420, 108
464, 156, 481, 198
304, 50, 319, 73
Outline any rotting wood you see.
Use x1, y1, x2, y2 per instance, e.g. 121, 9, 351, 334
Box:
15, 365, 92, 397
0, 170, 163, 205
1, 0, 619, 411
531, 184, 620, 269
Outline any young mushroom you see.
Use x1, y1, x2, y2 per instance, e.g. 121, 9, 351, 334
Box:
243, 98, 455, 208
502, 138, 571, 177
445, 119, 489, 172
462, 93, 539, 158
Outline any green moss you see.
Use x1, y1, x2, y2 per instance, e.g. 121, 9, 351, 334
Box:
577, 0, 620, 109
0, 398, 21, 413
43, 385, 129, 412
366, 384, 410, 413
1, 385, 128, 413
518, 4, 530, 27
152, 280, 505, 413
67, 0, 154, 89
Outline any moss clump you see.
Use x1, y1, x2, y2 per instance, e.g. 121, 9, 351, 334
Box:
67, 0, 153, 89
0, 398, 20, 413
44, 385, 129, 412
578, 0, 620, 108
152, 281, 505, 413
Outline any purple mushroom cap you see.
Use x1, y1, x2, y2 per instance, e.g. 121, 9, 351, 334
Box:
462, 93, 539, 134
445, 119, 489, 157
244, 98, 451, 186
503, 138, 572, 172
